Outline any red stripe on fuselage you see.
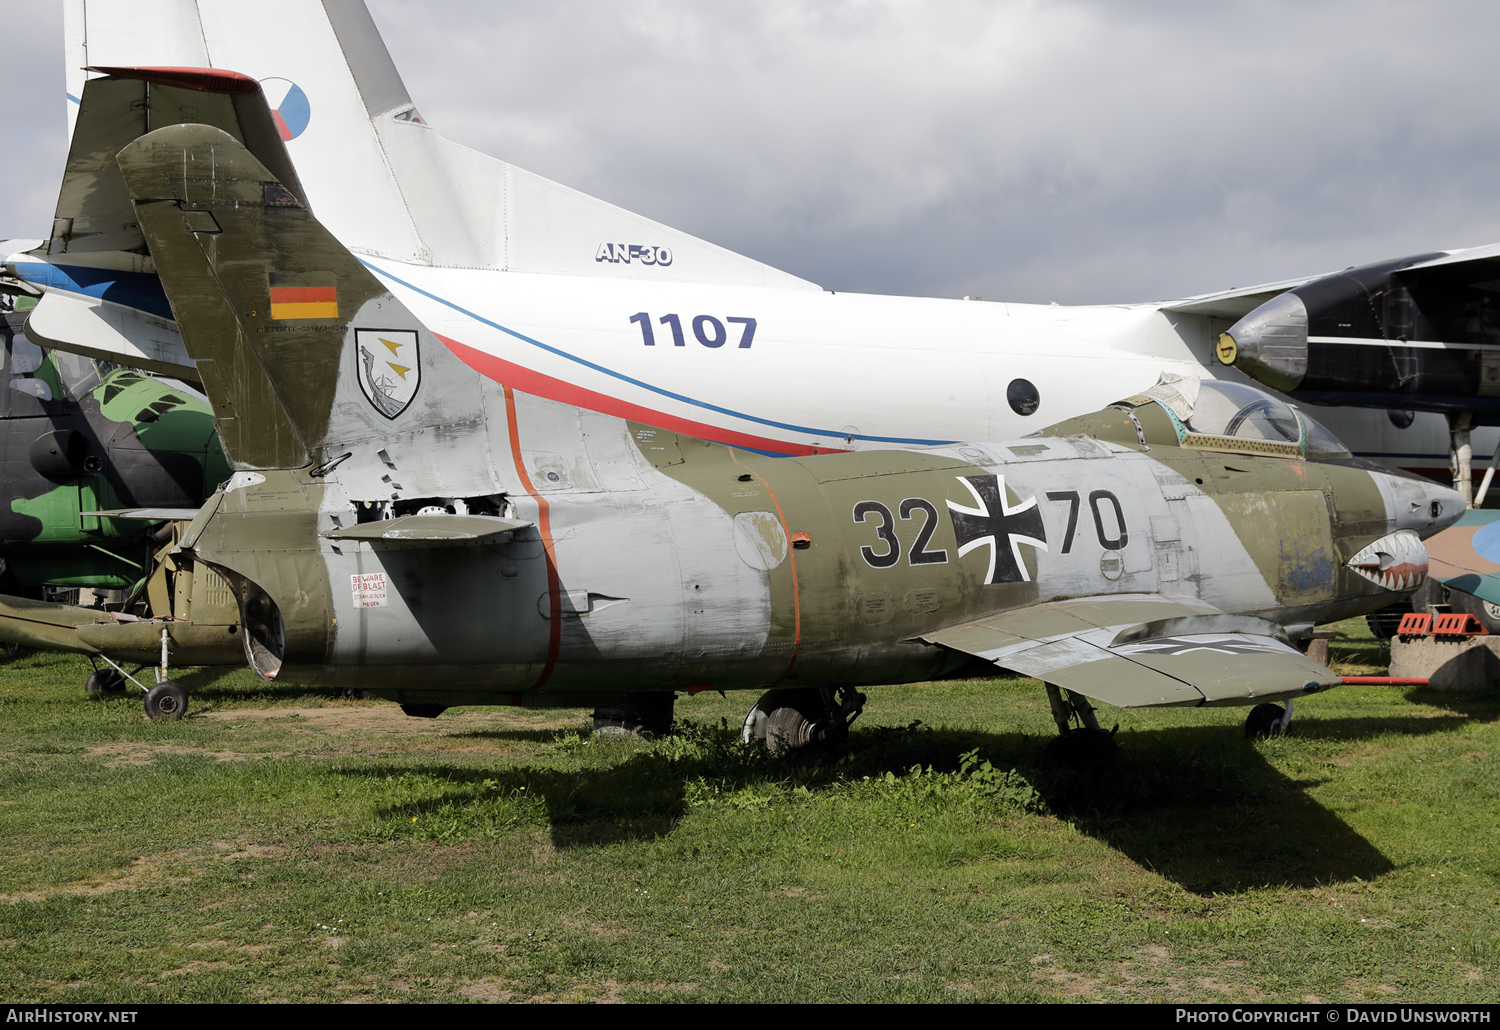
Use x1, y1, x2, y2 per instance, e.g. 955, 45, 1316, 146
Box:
502, 384, 562, 690
436, 333, 840, 456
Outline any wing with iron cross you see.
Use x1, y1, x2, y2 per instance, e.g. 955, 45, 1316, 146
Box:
946, 474, 1047, 584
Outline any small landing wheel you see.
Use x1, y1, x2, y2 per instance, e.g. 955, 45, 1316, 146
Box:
1245, 703, 1287, 739
143, 680, 188, 721
85, 669, 127, 699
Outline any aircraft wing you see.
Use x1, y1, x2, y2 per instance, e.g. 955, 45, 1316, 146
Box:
920, 594, 1340, 708
1426, 510, 1500, 606
1156, 276, 1328, 320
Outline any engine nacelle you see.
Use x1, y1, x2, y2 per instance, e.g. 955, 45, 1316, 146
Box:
1217, 251, 1500, 415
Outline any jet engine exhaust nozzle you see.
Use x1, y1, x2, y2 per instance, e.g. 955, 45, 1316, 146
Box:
1346, 530, 1429, 593
1219, 291, 1309, 393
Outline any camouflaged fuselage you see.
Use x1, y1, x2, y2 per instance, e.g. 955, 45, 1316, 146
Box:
0, 313, 228, 588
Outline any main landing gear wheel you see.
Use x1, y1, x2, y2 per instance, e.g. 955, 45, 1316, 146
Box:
143, 680, 188, 721
1042, 683, 1120, 769
85, 668, 127, 698
741, 686, 867, 753
592, 691, 675, 739
1245, 701, 1293, 739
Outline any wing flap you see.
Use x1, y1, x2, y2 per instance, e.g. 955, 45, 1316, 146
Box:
921, 594, 1340, 708
320, 514, 532, 546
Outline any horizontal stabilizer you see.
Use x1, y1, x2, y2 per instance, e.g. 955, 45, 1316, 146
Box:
922, 594, 1340, 708
321, 514, 532, 546
0, 595, 107, 654
82, 507, 203, 521
24, 288, 197, 384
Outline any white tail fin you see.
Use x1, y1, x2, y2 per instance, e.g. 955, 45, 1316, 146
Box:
67, 0, 816, 289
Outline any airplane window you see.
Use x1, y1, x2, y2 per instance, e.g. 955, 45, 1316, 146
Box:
10, 335, 42, 374
11, 378, 52, 401
1007, 378, 1040, 416
1181, 381, 1301, 444
1298, 409, 1353, 458
54, 349, 102, 400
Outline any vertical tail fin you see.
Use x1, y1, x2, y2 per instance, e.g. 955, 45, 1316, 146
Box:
117, 123, 484, 470
72, 0, 818, 287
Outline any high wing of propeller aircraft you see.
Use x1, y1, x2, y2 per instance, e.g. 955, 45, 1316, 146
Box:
0, 119, 1463, 750
6, 0, 1495, 487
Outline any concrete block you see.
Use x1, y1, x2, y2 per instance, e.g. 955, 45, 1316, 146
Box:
1390, 635, 1500, 690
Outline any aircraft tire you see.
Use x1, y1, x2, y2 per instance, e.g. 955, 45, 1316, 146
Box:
767, 689, 845, 753
592, 691, 675, 739
143, 680, 188, 721
1447, 588, 1500, 634
85, 669, 126, 698
1244, 703, 1286, 739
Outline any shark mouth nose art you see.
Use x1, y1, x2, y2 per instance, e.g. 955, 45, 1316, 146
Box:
1347, 530, 1429, 592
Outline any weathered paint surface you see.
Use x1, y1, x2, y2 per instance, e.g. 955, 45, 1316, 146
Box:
3, 120, 1463, 714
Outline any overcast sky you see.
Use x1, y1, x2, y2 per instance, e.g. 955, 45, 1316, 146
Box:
7, 1, 1500, 305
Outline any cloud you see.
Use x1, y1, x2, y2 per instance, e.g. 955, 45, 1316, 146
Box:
10, 1, 1500, 306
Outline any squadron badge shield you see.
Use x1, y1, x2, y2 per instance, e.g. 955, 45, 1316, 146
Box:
355, 328, 420, 419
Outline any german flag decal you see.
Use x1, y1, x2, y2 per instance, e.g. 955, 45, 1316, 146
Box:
268, 282, 338, 320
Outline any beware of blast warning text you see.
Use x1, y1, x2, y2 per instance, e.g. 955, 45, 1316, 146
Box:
351, 571, 389, 608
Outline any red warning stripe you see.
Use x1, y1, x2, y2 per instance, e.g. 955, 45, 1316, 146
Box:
436, 333, 843, 457
502, 384, 562, 690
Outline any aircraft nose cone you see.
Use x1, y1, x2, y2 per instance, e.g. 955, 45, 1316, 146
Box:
1379, 472, 1466, 538
1217, 291, 1309, 392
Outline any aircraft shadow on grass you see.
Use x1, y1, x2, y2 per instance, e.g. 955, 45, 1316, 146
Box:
1400, 687, 1500, 722
349, 719, 1402, 896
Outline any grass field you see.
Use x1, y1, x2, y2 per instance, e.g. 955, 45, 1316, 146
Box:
1, 618, 1497, 1003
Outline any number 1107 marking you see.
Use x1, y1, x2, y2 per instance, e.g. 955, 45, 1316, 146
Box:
630, 313, 757, 349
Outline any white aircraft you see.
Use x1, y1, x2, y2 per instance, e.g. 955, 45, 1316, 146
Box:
5, 0, 1491, 483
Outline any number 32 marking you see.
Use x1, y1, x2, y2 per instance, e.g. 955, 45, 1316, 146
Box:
853, 499, 949, 568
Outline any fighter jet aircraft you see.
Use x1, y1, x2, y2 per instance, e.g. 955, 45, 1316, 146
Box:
17, 0, 1491, 487
0, 116, 1461, 750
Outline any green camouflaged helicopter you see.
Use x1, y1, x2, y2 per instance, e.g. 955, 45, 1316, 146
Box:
0, 297, 228, 689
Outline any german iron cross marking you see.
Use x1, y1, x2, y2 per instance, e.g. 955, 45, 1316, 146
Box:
946, 475, 1048, 584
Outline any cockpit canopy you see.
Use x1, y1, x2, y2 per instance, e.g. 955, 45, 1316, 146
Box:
1120, 375, 1351, 459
